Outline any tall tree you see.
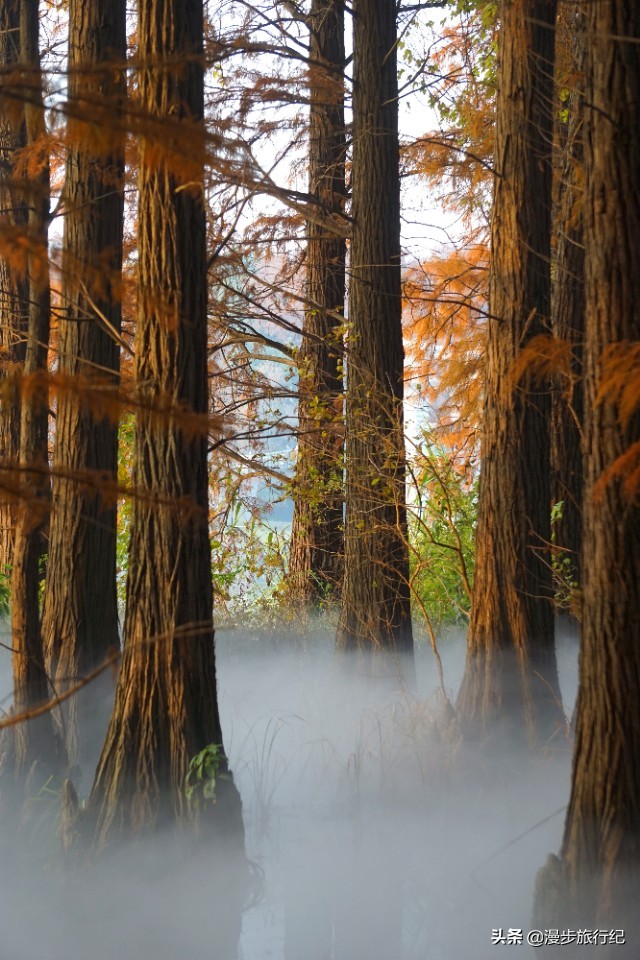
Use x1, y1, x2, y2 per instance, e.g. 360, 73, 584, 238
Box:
550, 3, 585, 620
0, 0, 29, 580
7, 0, 62, 774
535, 0, 640, 933
41, 0, 126, 759
288, 0, 346, 609
456, 0, 564, 745
89, 0, 244, 847
336, 0, 413, 664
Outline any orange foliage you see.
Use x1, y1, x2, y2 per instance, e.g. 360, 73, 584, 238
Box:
510, 333, 575, 391
594, 441, 640, 506
400, 6, 497, 463
404, 242, 488, 456
597, 341, 640, 430
401, 7, 496, 226
0, 457, 209, 519
0, 370, 223, 440
0, 222, 49, 286
590, 342, 640, 503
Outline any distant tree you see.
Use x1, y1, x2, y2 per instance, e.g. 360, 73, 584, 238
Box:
535, 0, 640, 933
288, 0, 346, 607
89, 0, 244, 846
41, 0, 126, 761
456, 0, 564, 745
336, 0, 413, 664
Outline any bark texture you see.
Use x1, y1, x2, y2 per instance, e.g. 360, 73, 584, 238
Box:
288, 0, 345, 608
89, 0, 244, 848
0, 0, 28, 582
551, 4, 585, 619
457, 0, 563, 745
8, 0, 62, 774
536, 0, 640, 938
41, 0, 125, 760
336, 0, 413, 661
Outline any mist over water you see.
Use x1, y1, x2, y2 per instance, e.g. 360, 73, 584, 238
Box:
0, 622, 578, 960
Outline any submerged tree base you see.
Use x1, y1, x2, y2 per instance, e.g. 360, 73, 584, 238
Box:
0, 713, 66, 785
457, 644, 567, 750
336, 643, 417, 697
533, 853, 640, 957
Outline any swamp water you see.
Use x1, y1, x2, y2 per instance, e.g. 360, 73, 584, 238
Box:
0, 625, 578, 959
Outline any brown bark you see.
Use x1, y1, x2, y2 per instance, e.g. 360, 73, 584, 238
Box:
8, 0, 62, 775
41, 0, 125, 760
456, 0, 564, 746
536, 0, 640, 938
550, 4, 585, 618
89, 0, 244, 848
288, 0, 346, 608
0, 0, 28, 582
336, 0, 413, 664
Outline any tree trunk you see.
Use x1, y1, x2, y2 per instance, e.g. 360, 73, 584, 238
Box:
8, 0, 63, 776
456, 0, 564, 746
41, 0, 126, 762
0, 0, 29, 585
535, 0, 640, 938
89, 0, 244, 849
336, 0, 413, 668
288, 0, 345, 609
550, 3, 585, 621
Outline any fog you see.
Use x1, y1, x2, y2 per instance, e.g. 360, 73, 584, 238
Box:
0, 622, 580, 960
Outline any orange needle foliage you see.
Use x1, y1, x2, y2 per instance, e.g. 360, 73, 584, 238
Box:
404, 241, 488, 459
400, 4, 497, 464
594, 342, 640, 504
